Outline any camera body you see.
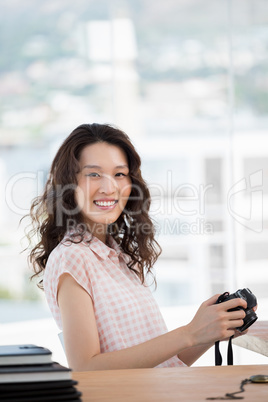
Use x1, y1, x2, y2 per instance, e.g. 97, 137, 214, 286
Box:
216, 288, 258, 332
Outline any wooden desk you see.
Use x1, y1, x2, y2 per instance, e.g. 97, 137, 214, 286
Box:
73, 364, 268, 401
233, 320, 268, 357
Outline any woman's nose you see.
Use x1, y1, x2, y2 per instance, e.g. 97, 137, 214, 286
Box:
99, 174, 117, 194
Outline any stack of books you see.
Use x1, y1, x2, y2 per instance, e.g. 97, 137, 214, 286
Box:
0, 344, 82, 401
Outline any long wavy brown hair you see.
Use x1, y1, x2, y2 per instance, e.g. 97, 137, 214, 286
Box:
27, 123, 161, 288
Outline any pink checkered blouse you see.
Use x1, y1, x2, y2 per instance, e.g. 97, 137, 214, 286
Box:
43, 232, 185, 368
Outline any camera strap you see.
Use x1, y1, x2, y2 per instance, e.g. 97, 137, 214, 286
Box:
215, 336, 234, 366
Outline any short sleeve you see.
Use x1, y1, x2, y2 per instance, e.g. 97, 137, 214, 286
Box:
43, 242, 94, 329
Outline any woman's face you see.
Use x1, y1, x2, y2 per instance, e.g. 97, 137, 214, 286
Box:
75, 142, 132, 241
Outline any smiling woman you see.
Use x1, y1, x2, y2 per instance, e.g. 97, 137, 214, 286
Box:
27, 123, 159, 286
75, 142, 132, 243
26, 123, 253, 372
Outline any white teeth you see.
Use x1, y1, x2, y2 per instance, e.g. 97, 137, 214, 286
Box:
95, 201, 116, 207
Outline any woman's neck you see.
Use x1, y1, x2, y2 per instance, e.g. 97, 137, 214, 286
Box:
87, 222, 108, 244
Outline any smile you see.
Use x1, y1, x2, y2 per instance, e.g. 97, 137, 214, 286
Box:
94, 200, 118, 207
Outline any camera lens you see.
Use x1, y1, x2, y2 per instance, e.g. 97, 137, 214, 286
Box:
238, 309, 258, 332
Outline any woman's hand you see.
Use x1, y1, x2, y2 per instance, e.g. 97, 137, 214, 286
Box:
185, 294, 248, 347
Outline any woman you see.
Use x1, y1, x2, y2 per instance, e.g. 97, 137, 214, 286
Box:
28, 123, 250, 371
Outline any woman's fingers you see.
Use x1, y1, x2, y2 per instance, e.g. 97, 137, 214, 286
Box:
227, 309, 246, 320
228, 319, 245, 329
203, 294, 247, 311
202, 294, 221, 307
223, 297, 247, 310
233, 328, 248, 338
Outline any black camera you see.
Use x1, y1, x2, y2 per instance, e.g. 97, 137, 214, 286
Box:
216, 288, 258, 332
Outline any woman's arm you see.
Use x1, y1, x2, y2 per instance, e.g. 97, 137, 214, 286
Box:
177, 343, 213, 366
58, 273, 192, 370
58, 274, 247, 371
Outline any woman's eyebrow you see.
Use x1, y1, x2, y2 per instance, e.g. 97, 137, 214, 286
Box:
114, 165, 129, 169
82, 164, 129, 170
82, 164, 101, 170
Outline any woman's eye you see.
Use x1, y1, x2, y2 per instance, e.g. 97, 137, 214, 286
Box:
115, 173, 127, 177
86, 172, 100, 177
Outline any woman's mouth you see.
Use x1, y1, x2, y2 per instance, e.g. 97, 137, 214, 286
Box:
93, 200, 118, 209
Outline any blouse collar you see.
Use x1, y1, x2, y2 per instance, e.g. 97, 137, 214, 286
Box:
64, 230, 131, 264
